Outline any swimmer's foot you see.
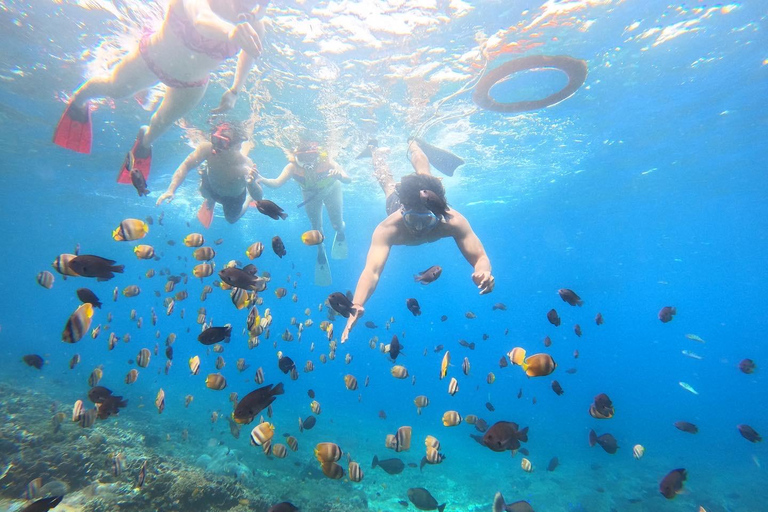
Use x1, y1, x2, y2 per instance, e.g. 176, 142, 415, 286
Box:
118, 126, 152, 184
53, 100, 92, 154
356, 139, 378, 159
315, 247, 332, 286
331, 232, 348, 260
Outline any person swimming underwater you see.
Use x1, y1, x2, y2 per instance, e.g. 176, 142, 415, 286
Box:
156, 121, 263, 226
258, 139, 351, 286
53, 0, 268, 187
341, 138, 493, 344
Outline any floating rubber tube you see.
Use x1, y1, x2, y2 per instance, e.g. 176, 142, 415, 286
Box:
472, 55, 588, 113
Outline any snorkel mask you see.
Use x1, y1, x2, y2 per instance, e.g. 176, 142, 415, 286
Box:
401, 207, 439, 235
211, 123, 234, 155
295, 142, 320, 172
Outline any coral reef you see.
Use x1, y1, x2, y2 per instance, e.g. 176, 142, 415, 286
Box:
0, 383, 369, 512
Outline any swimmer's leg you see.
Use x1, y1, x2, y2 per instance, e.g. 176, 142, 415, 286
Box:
304, 191, 332, 286
119, 85, 207, 183
144, 85, 208, 147
372, 147, 397, 198
324, 182, 347, 260
407, 139, 433, 175
70, 48, 158, 108
56, 48, 157, 154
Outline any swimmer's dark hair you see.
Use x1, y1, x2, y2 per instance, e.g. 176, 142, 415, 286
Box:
396, 173, 446, 209
213, 121, 247, 145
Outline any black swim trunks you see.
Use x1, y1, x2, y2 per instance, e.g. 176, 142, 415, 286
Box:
385, 191, 401, 216
199, 170, 247, 222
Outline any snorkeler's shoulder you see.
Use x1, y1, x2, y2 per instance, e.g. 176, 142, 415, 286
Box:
373, 214, 402, 239
442, 209, 471, 233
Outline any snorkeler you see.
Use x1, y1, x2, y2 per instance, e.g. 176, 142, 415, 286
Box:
53, 0, 268, 185
258, 140, 351, 286
340, 139, 493, 344
155, 121, 263, 227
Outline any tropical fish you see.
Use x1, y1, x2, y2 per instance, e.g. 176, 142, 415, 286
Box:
22, 354, 44, 369
414, 265, 442, 284
482, 421, 529, 452
75, 288, 102, 308
134, 245, 154, 259
406, 298, 421, 316
327, 292, 356, 318
69, 255, 124, 281
205, 373, 227, 390
112, 218, 148, 241
371, 455, 404, 475
738, 359, 757, 374
558, 288, 583, 306
407, 487, 446, 512
658, 306, 676, 323
659, 468, 686, 499
184, 233, 204, 247
737, 424, 762, 443
588, 429, 618, 454
272, 236, 287, 258
198, 325, 232, 345
62, 303, 94, 343
301, 230, 324, 245
36, 271, 54, 289
254, 200, 288, 220
492, 492, 534, 512
233, 383, 285, 424
674, 421, 698, 434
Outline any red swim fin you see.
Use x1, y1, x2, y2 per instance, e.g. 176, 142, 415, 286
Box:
197, 200, 215, 229
118, 127, 152, 184
53, 101, 92, 154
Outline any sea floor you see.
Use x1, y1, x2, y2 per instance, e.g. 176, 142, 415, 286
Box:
0, 380, 763, 512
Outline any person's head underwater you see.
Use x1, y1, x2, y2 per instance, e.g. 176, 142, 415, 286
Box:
294, 140, 328, 172
396, 173, 446, 236
211, 122, 247, 155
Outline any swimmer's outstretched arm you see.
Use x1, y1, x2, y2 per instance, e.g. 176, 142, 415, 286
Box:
450, 211, 495, 294
258, 163, 294, 189
341, 224, 394, 343
212, 52, 256, 113
156, 142, 212, 205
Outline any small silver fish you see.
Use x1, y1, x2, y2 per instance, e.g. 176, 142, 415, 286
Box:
681, 350, 703, 360
685, 334, 706, 343
679, 381, 699, 395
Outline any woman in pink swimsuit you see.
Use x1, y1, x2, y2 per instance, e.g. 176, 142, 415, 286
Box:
53, 0, 268, 186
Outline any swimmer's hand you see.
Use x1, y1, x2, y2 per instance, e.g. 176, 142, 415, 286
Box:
327, 167, 352, 184
340, 304, 364, 344
156, 191, 174, 206
211, 88, 237, 114
230, 16, 263, 58
472, 271, 495, 295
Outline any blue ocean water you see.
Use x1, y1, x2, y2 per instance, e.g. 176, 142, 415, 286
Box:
0, 1, 766, 511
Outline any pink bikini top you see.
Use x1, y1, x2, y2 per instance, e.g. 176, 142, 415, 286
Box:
167, 2, 240, 61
